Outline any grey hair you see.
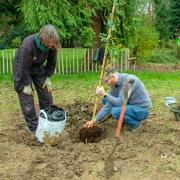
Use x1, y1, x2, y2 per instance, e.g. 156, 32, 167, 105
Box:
104, 66, 117, 76
39, 24, 60, 49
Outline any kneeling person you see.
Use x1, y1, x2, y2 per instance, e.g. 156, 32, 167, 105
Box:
85, 68, 152, 131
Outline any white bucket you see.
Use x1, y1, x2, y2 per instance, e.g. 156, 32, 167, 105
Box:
164, 96, 176, 106
36, 106, 67, 143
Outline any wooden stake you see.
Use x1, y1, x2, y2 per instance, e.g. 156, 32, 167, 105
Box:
91, 0, 117, 121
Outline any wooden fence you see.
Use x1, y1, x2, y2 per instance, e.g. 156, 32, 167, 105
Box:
0, 48, 132, 75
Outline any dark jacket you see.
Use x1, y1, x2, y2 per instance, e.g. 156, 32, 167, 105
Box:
14, 34, 57, 85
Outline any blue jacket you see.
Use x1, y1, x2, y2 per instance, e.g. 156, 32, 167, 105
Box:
95, 73, 152, 121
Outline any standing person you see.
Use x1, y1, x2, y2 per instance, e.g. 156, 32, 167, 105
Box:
13, 24, 60, 134
85, 67, 152, 131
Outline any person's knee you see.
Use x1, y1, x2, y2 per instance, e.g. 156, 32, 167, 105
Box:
130, 107, 149, 121
23, 105, 34, 117
138, 110, 149, 121
14, 81, 24, 93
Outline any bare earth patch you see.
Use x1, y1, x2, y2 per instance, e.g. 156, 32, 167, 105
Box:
1, 100, 180, 180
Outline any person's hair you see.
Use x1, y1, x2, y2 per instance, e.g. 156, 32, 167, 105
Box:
39, 24, 60, 49
103, 65, 117, 82
104, 66, 117, 77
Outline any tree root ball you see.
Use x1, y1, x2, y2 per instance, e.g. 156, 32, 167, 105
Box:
79, 126, 102, 144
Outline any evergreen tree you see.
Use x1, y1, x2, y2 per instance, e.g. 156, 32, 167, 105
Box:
154, 0, 171, 46
169, 0, 180, 37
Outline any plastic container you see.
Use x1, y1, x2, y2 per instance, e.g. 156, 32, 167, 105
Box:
36, 105, 67, 143
171, 108, 180, 121
164, 96, 176, 106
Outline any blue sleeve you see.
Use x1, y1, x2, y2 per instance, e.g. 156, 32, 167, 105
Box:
95, 102, 112, 122
106, 90, 124, 107
106, 80, 135, 107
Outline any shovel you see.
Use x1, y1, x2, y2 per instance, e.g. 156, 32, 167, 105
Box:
104, 79, 134, 178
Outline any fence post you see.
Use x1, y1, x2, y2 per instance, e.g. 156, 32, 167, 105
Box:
61, 48, 64, 75
117, 51, 119, 71
66, 48, 68, 74
76, 48, 79, 73
58, 50, 60, 75
2, 50, 5, 75
87, 48, 90, 72
13, 49, 16, 74
6, 50, 9, 74
10, 50, 12, 74
125, 49, 128, 71
127, 49, 129, 69
69, 48, 71, 74
92, 48, 94, 72
81, 50, 83, 73
120, 52, 123, 72
73, 48, 75, 73
84, 49, 86, 73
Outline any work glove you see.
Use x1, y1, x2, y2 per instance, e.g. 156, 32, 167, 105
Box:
84, 119, 98, 128
42, 77, 52, 93
23, 85, 33, 96
96, 86, 106, 96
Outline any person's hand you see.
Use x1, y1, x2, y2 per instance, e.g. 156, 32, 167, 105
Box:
96, 86, 106, 96
43, 77, 52, 93
23, 85, 33, 96
84, 119, 97, 128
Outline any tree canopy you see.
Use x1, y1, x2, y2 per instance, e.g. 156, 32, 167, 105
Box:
0, 0, 179, 61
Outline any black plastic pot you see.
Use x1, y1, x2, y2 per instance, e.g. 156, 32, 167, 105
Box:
43, 105, 66, 122
171, 108, 180, 121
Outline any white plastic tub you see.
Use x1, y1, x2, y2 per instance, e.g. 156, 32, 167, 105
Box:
36, 106, 67, 143
164, 96, 176, 106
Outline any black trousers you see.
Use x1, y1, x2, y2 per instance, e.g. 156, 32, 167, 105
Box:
14, 74, 53, 132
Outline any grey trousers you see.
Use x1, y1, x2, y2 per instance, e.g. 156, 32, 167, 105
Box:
14, 74, 53, 132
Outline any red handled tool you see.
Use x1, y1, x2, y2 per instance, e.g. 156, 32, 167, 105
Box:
115, 79, 134, 137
